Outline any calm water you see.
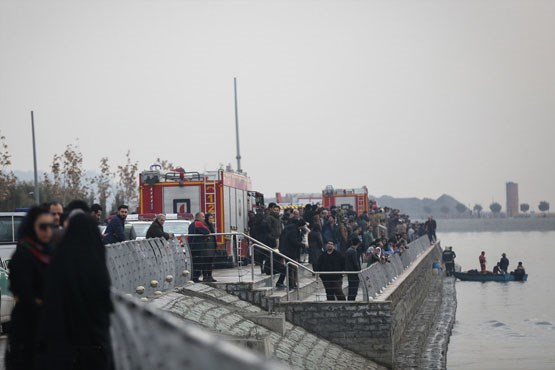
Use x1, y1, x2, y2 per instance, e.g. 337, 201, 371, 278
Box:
443, 231, 555, 370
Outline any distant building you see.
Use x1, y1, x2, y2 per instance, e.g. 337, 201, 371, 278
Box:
506, 182, 519, 217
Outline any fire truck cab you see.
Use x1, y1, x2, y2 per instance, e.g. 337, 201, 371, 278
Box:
139, 165, 264, 266
322, 185, 369, 216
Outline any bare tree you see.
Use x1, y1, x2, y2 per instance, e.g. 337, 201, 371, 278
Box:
0, 131, 17, 202
116, 150, 139, 211
92, 157, 114, 220
43, 143, 89, 204
155, 157, 174, 171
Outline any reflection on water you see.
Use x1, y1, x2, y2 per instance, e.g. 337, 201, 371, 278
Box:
443, 231, 555, 370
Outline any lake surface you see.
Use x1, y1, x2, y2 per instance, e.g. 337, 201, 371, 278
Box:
442, 231, 555, 369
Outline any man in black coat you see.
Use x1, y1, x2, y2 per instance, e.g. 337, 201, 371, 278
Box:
442, 246, 456, 276
275, 219, 305, 289
146, 214, 170, 240
187, 212, 210, 283
316, 241, 346, 301
425, 216, 437, 243
344, 237, 362, 301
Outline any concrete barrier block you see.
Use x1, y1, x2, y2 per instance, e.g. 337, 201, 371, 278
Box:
244, 312, 286, 335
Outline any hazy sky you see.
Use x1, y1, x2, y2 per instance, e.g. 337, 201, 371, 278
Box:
1, 0, 554, 210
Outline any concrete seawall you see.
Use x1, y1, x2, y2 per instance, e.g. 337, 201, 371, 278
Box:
437, 217, 555, 232
276, 243, 456, 368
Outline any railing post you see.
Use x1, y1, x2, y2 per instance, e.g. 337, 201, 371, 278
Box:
250, 242, 255, 281
360, 272, 370, 302
315, 273, 320, 302
234, 234, 242, 283
296, 264, 300, 301
270, 250, 274, 293
286, 263, 289, 301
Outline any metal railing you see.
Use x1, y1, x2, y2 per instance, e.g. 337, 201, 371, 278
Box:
183, 232, 435, 302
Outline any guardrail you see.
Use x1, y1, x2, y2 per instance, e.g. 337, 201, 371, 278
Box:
105, 237, 192, 297
110, 289, 284, 370
183, 232, 434, 302
105, 233, 433, 303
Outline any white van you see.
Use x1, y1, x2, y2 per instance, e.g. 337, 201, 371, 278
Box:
0, 212, 25, 330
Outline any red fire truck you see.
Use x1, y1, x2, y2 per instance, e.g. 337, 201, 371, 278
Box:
322, 185, 369, 216
138, 165, 264, 266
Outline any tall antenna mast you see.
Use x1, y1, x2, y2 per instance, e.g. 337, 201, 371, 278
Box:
234, 77, 242, 173
31, 110, 40, 204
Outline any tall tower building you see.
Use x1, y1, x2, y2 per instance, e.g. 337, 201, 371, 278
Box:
506, 182, 519, 217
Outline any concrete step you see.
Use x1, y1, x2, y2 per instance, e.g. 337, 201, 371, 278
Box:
301, 280, 367, 302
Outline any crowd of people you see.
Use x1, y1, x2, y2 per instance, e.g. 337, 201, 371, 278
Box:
6, 197, 437, 369
248, 202, 436, 301
7, 200, 113, 370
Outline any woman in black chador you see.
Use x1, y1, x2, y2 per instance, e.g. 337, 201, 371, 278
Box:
37, 211, 114, 370
6, 206, 53, 370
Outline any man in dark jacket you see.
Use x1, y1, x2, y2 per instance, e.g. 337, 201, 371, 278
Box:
264, 203, 284, 276
251, 208, 269, 273
499, 253, 509, 274
322, 215, 338, 246
425, 216, 437, 243
103, 205, 128, 245
316, 241, 346, 301
344, 237, 362, 301
442, 246, 456, 276
264, 203, 282, 249
275, 219, 305, 289
146, 214, 170, 240
187, 212, 210, 283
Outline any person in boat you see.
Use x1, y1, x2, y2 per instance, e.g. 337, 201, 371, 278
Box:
493, 262, 501, 274
499, 253, 509, 274
442, 246, 456, 276
513, 261, 526, 281
479, 251, 487, 272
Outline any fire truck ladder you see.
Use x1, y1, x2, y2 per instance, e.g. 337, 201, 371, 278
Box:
357, 196, 365, 214
204, 181, 217, 228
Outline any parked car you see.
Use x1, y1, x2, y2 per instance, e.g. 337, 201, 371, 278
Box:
126, 221, 150, 240
0, 212, 25, 331
127, 214, 191, 245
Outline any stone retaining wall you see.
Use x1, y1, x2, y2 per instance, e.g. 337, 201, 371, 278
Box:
387, 244, 442, 354
278, 243, 443, 368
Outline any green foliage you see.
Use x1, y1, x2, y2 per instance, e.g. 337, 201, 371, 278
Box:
538, 201, 550, 213
489, 202, 502, 214
473, 204, 483, 217
520, 203, 530, 213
